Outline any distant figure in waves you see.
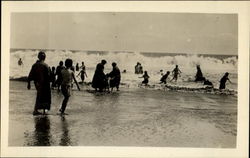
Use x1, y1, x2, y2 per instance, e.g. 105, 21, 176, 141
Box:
27, 51, 51, 115
203, 78, 213, 88
59, 58, 80, 115
170, 65, 182, 82
92, 60, 107, 92
55, 61, 65, 92
77, 65, 88, 84
135, 62, 143, 74
18, 58, 23, 66
160, 71, 170, 84
107, 62, 121, 92
51, 66, 56, 89
219, 72, 232, 90
195, 65, 205, 82
139, 71, 150, 86
75, 63, 79, 71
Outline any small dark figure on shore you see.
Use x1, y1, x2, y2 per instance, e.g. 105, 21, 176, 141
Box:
75, 63, 79, 71
170, 65, 182, 82
92, 60, 107, 92
55, 61, 65, 92
160, 71, 170, 84
139, 71, 150, 85
219, 72, 231, 90
195, 65, 205, 82
107, 62, 121, 91
27, 51, 51, 115
51, 66, 56, 89
77, 66, 88, 84
59, 59, 80, 115
122, 70, 127, 73
18, 58, 23, 66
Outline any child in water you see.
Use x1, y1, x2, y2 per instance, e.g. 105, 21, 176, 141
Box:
77, 66, 88, 84
139, 71, 150, 85
219, 72, 231, 90
160, 71, 170, 84
59, 59, 80, 114
170, 65, 182, 82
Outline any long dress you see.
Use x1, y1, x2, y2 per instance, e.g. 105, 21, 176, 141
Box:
219, 76, 228, 89
92, 63, 106, 90
28, 60, 51, 110
108, 66, 121, 88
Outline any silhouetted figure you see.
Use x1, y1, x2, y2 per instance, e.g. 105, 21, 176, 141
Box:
204, 78, 213, 87
92, 60, 107, 92
160, 71, 170, 84
138, 63, 143, 74
51, 66, 56, 89
107, 62, 121, 91
195, 65, 205, 82
75, 63, 79, 71
139, 71, 150, 85
55, 61, 65, 91
27, 51, 51, 115
219, 72, 231, 89
77, 66, 88, 83
135, 62, 140, 74
18, 58, 23, 66
170, 65, 182, 82
59, 59, 80, 114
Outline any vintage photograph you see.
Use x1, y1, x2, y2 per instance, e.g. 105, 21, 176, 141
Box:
8, 12, 239, 148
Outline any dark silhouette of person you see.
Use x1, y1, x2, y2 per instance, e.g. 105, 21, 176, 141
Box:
51, 66, 56, 89
170, 65, 181, 82
107, 62, 121, 91
135, 62, 140, 74
195, 65, 205, 82
77, 65, 88, 84
33, 116, 51, 146
204, 78, 213, 87
138, 63, 143, 74
55, 61, 65, 92
160, 71, 170, 84
92, 60, 107, 92
75, 63, 79, 71
18, 58, 23, 66
139, 71, 150, 85
27, 51, 51, 115
219, 72, 231, 89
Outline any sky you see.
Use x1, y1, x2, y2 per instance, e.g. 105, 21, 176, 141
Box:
10, 12, 238, 55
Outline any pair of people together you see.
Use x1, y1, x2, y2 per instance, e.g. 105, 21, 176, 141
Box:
27, 52, 80, 115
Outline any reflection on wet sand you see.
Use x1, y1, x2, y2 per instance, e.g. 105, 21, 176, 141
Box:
33, 116, 51, 146
59, 116, 71, 146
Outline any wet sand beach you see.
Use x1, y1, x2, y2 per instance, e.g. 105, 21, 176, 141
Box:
9, 81, 237, 147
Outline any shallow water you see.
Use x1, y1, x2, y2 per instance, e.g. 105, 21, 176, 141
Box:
9, 81, 237, 147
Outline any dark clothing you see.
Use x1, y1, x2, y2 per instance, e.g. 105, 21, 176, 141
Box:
142, 74, 149, 84
92, 63, 106, 90
160, 74, 169, 84
219, 76, 229, 89
76, 65, 79, 71
108, 66, 121, 88
204, 80, 213, 86
195, 68, 205, 82
51, 71, 56, 88
55, 65, 65, 87
28, 60, 51, 110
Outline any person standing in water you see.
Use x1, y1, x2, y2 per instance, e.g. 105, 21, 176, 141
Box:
170, 65, 182, 82
75, 63, 79, 71
219, 72, 232, 90
55, 61, 65, 92
107, 62, 121, 91
160, 71, 170, 84
59, 59, 80, 114
139, 71, 150, 86
195, 65, 205, 82
18, 58, 23, 66
92, 60, 107, 92
77, 66, 88, 84
27, 51, 51, 115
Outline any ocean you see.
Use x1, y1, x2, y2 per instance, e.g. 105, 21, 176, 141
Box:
10, 49, 238, 93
